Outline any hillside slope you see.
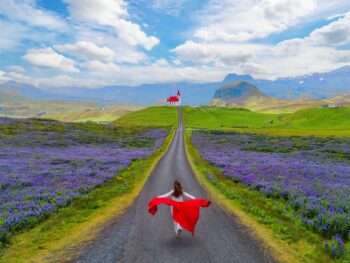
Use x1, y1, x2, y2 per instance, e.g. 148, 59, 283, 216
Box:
183, 106, 278, 129
114, 106, 178, 127
211, 81, 322, 113
279, 107, 350, 129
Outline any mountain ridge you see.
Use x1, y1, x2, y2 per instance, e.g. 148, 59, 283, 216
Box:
210, 81, 349, 113
1, 65, 350, 106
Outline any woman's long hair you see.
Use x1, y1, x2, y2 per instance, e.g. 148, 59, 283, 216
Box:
173, 180, 183, 197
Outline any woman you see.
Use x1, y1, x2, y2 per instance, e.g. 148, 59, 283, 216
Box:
157, 180, 195, 237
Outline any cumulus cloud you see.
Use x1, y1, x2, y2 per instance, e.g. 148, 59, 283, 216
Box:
174, 41, 254, 66
55, 41, 115, 61
174, 39, 350, 79
308, 12, 350, 45
23, 48, 79, 73
194, 0, 316, 42
0, 0, 66, 30
171, 1, 350, 80
63, 0, 159, 50
82, 60, 120, 74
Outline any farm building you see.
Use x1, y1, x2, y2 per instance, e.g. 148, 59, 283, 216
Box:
322, 103, 342, 108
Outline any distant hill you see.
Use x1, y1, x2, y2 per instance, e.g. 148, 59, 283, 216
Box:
0, 86, 138, 122
1, 65, 350, 106
212, 81, 268, 106
210, 81, 341, 113
0, 87, 28, 103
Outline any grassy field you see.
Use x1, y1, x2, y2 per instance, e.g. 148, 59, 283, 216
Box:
183, 106, 278, 129
42, 105, 141, 123
114, 106, 178, 127
278, 107, 350, 129
184, 106, 350, 136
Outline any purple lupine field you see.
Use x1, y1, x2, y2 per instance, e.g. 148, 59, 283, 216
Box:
0, 117, 167, 242
192, 130, 350, 240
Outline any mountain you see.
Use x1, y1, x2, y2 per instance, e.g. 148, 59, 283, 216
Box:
1, 65, 350, 106
222, 74, 255, 84
211, 81, 287, 111
257, 66, 350, 99
212, 81, 268, 106
211, 81, 326, 113
0, 87, 28, 103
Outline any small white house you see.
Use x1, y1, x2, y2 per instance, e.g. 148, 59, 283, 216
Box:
324, 103, 342, 108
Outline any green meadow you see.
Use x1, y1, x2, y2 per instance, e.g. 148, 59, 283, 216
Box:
183, 106, 350, 136
114, 106, 178, 127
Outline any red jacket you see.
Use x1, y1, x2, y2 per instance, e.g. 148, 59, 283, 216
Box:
148, 197, 211, 235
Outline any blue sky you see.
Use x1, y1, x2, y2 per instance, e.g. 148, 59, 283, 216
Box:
0, 0, 350, 89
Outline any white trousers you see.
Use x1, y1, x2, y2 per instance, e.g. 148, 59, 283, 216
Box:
171, 207, 182, 233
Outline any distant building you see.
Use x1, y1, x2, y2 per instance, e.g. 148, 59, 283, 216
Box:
166, 90, 181, 106
323, 103, 342, 108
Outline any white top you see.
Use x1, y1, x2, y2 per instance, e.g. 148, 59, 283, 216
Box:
158, 189, 195, 202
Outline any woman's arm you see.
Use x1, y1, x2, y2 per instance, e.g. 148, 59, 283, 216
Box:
184, 192, 196, 200
157, 190, 174, 198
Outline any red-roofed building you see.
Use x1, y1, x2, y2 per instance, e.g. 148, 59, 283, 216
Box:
166, 90, 181, 106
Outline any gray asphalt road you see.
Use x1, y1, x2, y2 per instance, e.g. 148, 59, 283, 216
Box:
74, 107, 275, 263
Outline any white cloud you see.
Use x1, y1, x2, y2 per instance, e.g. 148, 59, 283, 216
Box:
64, 0, 159, 50
0, 70, 107, 89
171, 1, 350, 80
151, 0, 189, 16
82, 60, 119, 74
112, 19, 159, 50
0, 70, 11, 83
174, 41, 254, 66
154, 59, 169, 67
55, 41, 115, 61
63, 0, 128, 24
308, 12, 350, 46
0, 0, 66, 30
0, 21, 27, 51
10, 65, 26, 73
23, 48, 79, 73
194, 0, 316, 42
174, 39, 350, 79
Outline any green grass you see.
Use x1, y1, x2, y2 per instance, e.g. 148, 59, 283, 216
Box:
114, 106, 178, 127
42, 105, 141, 123
278, 107, 350, 129
183, 106, 279, 129
0, 129, 175, 263
184, 131, 337, 263
184, 106, 350, 137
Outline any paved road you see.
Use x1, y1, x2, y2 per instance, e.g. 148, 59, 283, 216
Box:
74, 107, 275, 263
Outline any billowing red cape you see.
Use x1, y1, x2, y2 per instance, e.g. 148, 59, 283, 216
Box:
148, 197, 211, 235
